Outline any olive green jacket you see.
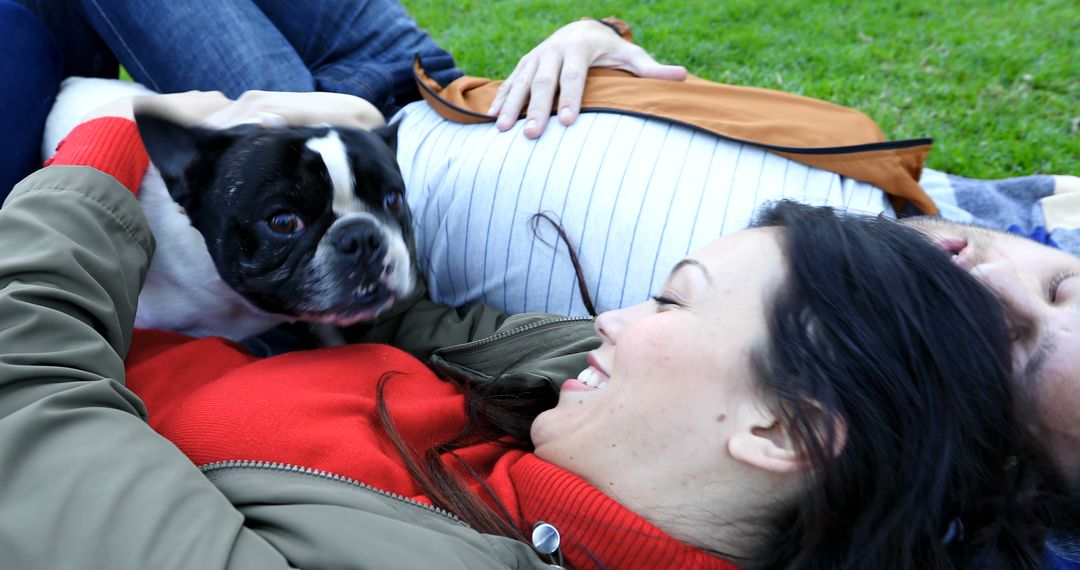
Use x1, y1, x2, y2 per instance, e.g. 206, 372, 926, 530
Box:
0, 165, 598, 569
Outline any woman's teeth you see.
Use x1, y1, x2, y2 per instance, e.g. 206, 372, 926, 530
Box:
579, 366, 608, 389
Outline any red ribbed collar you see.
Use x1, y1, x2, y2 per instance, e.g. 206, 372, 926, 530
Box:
509, 454, 739, 570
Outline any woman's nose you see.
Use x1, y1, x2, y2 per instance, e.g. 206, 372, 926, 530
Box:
595, 301, 652, 344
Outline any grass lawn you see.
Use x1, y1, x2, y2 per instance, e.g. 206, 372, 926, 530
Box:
403, 0, 1078, 180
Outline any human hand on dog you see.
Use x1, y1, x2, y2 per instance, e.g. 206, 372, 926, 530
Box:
84, 90, 385, 132
202, 91, 387, 131
83, 91, 232, 125
489, 19, 687, 139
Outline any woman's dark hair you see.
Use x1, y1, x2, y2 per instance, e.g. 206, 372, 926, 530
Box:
747, 201, 1043, 568
377, 200, 1046, 568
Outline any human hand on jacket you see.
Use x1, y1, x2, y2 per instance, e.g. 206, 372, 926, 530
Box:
489, 19, 688, 139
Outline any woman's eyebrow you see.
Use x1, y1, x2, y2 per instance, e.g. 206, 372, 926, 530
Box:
670, 259, 712, 284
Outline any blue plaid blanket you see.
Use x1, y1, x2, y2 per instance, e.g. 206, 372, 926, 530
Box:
917, 169, 1080, 255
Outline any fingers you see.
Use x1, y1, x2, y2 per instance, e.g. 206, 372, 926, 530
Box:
522, 54, 563, 138
129, 91, 235, 125
556, 53, 588, 127
490, 19, 688, 138
636, 62, 689, 81
490, 50, 586, 138
493, 56, 538, 132
621, 46, 688, 82
487, 59, 521, 119
199, 91, 386, 130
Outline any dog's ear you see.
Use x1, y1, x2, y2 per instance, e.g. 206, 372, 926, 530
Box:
134, 111, 232, 209
372, 121, 400, 153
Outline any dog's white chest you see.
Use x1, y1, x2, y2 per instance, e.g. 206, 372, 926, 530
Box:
135, 171, 288, 341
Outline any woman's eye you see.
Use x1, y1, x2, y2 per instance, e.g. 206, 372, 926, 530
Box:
651, 294, 680, 309
384, 192, 403, 214
266, 211, 305, 234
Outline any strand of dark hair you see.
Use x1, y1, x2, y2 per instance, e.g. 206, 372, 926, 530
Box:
530, 211, 596, 316
373, 372, 531, 540
373, 210, 612, 566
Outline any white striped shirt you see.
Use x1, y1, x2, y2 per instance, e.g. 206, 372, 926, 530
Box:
393, 101, 894, 315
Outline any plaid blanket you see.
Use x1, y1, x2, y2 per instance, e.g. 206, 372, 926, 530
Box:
916, 169, 1080, 256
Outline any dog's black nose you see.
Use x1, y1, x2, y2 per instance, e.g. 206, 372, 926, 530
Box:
333, 221, 386, 261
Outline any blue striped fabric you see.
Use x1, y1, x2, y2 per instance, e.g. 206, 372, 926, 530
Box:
394, 102, 894, 316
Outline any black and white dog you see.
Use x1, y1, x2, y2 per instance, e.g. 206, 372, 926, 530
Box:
44, 79, 415, 341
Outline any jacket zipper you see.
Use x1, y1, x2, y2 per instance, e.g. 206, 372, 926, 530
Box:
199, 459, 464, 525
434, 316, 594, 356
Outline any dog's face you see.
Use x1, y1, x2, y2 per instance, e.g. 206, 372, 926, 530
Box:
135, 112, 414, 326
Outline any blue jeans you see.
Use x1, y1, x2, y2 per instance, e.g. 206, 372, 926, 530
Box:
70, 0, 462, 117
0, 0, 61, 204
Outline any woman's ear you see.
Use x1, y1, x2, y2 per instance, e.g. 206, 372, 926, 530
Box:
728, 401, 846, 474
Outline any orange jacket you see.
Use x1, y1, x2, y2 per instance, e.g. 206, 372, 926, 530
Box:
412, 58, 935, 215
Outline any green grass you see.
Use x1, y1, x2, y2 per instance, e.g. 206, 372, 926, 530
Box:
403, 0, 1078, 179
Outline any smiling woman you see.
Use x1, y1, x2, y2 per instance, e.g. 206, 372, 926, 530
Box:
376, 201, 1050, 568
0, 124, 1054, 567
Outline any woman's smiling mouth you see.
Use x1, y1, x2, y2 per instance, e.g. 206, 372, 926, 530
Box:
576, 354, 610, 390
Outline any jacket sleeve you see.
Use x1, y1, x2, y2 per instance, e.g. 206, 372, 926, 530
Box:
344, 278, 596, 382
0, 166, 297, 569
342, 279, 510, 360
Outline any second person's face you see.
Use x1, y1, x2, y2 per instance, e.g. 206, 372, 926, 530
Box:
907, 217, 1080, 488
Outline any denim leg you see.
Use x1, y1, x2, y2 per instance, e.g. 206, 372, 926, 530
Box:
72, 0, 314, 97
0, 0, 61, 205
14, 0, 118, 79
251, 0, 462, 116
63, 0, 459, 116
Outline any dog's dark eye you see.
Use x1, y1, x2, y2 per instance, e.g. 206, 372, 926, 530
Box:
266, 211, 305, 234
384, 192, 403, 214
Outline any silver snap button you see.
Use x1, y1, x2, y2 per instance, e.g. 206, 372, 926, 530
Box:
531, 521, 561, 555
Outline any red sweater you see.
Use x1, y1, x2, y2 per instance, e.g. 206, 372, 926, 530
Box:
55, 118, 737, 570
45, 116, 148, 193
